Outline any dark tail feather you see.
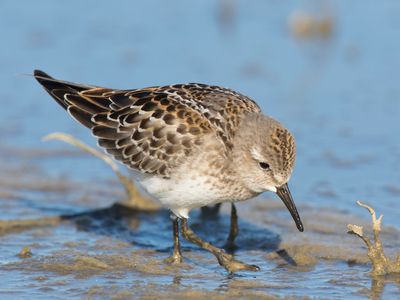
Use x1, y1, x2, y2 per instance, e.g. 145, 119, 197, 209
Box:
33, 69, 94, 110
33, 70, 109, 129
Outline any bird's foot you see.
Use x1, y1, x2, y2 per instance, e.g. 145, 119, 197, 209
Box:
216, 251, 260, 273
164, 251, 183, 264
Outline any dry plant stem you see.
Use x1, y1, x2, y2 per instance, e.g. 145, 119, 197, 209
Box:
0, 216, 61, 235
43, 132, 160, 211
1, 133, 160, 234
347, 201, 400, 276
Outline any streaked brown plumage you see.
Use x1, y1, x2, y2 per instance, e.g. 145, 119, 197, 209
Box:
34, 70, 260, 177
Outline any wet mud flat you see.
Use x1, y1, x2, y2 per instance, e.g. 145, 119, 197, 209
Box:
1, 147, 400, 299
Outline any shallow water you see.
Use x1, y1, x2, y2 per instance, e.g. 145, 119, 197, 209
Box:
1, 157, 399, 299
1, 0, 400, 299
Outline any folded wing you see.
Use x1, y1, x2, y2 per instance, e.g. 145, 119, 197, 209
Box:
34, 70, 260, 177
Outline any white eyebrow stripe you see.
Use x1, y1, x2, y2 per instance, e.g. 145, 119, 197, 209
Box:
251, 147, 267, 162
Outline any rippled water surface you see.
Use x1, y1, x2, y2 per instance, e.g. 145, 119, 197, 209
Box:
1, 0, 400, 299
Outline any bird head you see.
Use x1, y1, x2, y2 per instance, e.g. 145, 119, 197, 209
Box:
232, 113, 303, 232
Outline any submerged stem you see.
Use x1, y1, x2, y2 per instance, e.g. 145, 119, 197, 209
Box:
43, 132, 160, 211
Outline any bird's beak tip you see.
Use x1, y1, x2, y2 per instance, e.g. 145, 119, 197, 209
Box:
276, 183, 304, 232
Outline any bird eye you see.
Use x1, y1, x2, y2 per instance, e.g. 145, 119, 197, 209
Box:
259, 162, 270, 170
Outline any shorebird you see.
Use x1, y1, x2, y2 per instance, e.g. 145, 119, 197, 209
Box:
34, 70, 303, 272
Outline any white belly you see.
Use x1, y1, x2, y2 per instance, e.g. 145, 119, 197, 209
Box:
140, 174, 228, 218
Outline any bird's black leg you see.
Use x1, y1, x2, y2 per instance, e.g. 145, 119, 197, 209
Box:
164, 215, 183, 264
225, 203, 239, 250
180, 218, 259, 273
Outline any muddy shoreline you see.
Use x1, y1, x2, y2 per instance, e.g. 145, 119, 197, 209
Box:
1, 147, 399, 299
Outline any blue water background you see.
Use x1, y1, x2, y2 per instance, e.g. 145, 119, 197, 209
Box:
0, 0, 399, 227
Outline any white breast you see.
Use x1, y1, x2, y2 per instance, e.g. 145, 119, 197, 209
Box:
140, 174, 228, 218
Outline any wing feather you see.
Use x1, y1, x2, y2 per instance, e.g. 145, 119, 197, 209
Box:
34, 70, 260, 177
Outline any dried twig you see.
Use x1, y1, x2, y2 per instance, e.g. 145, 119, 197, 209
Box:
0, 216, 61, 235
347, 201, 400, 276
43, 132, 160, 211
